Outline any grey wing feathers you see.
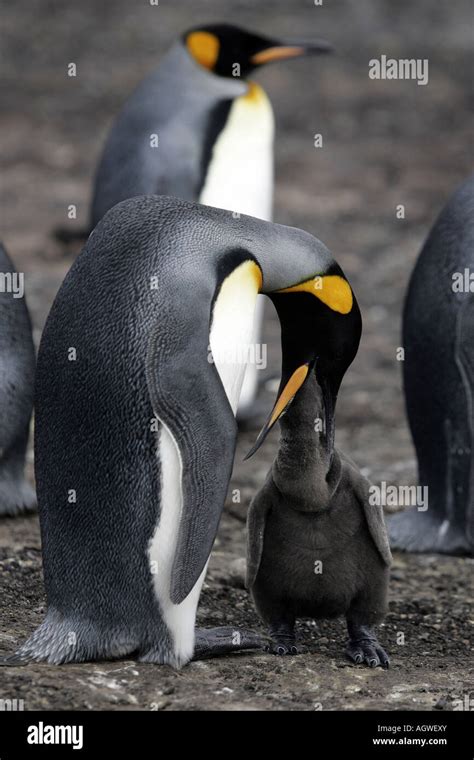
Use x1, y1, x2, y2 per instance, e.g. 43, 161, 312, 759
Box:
146, 309, 238, 606
246, 487, 272, 589
360, 493, 393, 567
341, 453, 392, 566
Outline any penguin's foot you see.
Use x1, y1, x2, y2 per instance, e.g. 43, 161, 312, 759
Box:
0, 478, 37, 516
266, 626, 298, 656
193, 626, 265, 660
388, 508, 472, 556
345, 625, 389, 669
266, 640, 298, 656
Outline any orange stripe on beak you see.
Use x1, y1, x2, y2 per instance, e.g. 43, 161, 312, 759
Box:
244, 363, 310, 460
250, 46, 307, 65
268, 363, 309, 427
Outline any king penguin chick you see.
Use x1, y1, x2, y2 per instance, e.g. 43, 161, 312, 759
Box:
0, 243, 36, 515
246, 371, 392, 668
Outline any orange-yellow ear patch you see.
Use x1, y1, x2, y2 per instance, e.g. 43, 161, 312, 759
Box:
186, 31, 220, 70
277, 275, 353, 314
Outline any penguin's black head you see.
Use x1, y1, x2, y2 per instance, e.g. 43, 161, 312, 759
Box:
246, 267, 362, 459
183, 24, 332, 79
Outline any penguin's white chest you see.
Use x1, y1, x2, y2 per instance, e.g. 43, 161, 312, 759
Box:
199, 82, 274, 221
209, 260, 262, 413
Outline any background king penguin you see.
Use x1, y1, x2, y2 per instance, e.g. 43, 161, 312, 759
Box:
7, 196, 360, 667
90, 23, 332, 227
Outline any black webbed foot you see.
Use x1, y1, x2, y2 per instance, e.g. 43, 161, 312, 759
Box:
266, 641, 298, 656
193, 626, 265, 660
346, 624, 389, 669
266, 625, 297, 656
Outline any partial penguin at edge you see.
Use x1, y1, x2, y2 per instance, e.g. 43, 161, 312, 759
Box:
0, 243, 36, 516
389, 176, 474, 556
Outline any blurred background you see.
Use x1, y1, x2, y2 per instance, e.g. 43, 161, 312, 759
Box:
1, 0, 473, 710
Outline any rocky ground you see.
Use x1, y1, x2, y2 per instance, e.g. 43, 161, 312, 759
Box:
0, 0, 473, 710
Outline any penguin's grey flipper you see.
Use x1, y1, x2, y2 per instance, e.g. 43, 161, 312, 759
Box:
360, 497, 392, 567
147, 311, 239, 606
343, 461, 392, 567
192, 627, 265, 659
245, 483, 273, 589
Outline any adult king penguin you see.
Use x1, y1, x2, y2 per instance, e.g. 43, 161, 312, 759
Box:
91, 24, 332, 226
0, 243, 36, 515
8, 195, 360, 667
89, 23, 332, 416
389, 176, 474, 555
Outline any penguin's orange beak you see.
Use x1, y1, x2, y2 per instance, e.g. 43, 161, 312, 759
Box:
244, 363, 310, 460
250, 38, 333, 66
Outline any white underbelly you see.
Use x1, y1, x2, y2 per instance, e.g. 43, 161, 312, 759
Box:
199, 84, 274, 222
148, 422, 208, 667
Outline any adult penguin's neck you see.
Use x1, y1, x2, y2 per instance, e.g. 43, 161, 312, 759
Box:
272, 372, 341, 510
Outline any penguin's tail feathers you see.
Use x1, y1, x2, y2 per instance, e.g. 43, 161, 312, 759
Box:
53, 225, 91, 244
0, 613, 89, 665
0, 652, 31, 667
0, 610, 138, 665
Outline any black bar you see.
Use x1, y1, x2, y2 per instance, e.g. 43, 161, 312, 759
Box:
0, 710, 471, 757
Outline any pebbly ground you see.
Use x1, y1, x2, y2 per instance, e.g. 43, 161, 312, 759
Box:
0, 0, 473, 710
